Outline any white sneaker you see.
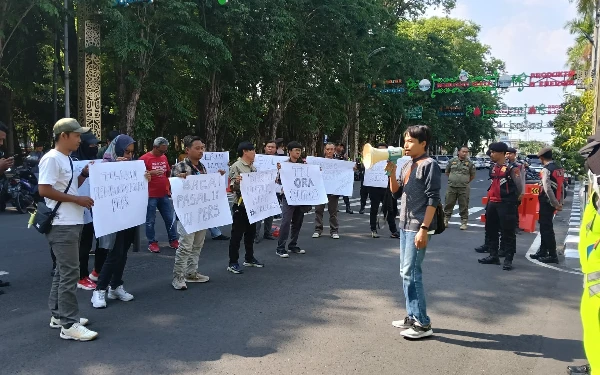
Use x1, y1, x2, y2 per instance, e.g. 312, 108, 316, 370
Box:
185, 272, 209, 283
91, 290, 107, 308
50, 316, 89, 329
108, 285, 134, 301
312, 232, 321, 238
400, 322, 433, 339
392, 317, 415, 329
60, 322, 98, 341
172, 276, 187, 290
331, 233, 340, 239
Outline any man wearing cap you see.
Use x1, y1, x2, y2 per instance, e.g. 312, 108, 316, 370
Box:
534, 147, 564, 264
140, 137, 179, 253
444, 146, 476, 230
506, 147, 525, 234
478, 142, 522, 270
38, 118, 98, 341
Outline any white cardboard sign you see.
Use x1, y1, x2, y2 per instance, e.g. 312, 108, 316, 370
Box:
254, 154, 289, 172
240, 170, 281, 224
306, 156, 355, 197
279, 163, 327, 205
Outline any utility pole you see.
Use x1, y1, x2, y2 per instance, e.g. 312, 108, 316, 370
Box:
592, 0, 600, 134
64, 0, 70, 118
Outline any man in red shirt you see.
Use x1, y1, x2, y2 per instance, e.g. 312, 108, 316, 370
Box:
139, 137, 179, 253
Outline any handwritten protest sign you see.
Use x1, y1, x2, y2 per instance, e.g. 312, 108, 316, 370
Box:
73, 159, 103, 223
306, 157, 355, 197
89, 160, 148, 237
240, 170, 281, 224
363, 156, 411, 188
254, 154, 289, 172
201, 152, 229, 185
279, 163, 327, 206
169, 173, 232, 234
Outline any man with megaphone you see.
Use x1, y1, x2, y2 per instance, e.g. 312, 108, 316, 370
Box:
380, 125, 442, 340
362, 142, 400, 238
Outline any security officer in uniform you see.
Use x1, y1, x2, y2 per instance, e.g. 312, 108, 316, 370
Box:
506, 147, 525, 234
535, 147, 564, 264
444, 146, 476, 230
478, 142, 522, 270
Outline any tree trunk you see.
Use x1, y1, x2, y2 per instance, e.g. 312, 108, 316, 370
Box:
0, 87, 14, 155
268, 80, 286, 140
124, 84, 142, 136
116, 63, 127, 134
204, 71, 222, 152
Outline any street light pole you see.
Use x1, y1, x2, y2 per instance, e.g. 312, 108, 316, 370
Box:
592, 0, 600, 134
64, 0, 70, 118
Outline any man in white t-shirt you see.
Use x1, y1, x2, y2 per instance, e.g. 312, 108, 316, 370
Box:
38, 118, 98, 341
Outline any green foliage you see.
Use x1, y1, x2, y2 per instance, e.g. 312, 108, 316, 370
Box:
1, 0, 505, 159
515, 140, 548, 155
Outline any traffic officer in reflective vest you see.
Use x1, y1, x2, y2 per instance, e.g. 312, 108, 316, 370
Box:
565, 138, 600, 375
478, 142, 522, 270
534, 147, 564, 264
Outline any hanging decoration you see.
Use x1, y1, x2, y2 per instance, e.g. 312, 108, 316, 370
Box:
493, 120, 550, 132
405, 106, 423, 119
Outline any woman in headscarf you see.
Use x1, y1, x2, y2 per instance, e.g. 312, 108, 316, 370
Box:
91, 135, 150, 309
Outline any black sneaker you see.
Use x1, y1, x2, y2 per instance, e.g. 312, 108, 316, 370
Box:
243, 258, 264, 268
529, 250, 548, 259
401, 322, 433, 339
276, 249, 289, 258
213, 235, 230, 241
502, 258, 513, 271
474, 245, 489, 253
346, 208, 354, 214
263, 234, 276, 240
227, 263, 244, 274
289, 247, 306, 254
359, 208, 365, 214
478, 255, 500, 265
539, 255, 559, 264
390, 232, 400, 239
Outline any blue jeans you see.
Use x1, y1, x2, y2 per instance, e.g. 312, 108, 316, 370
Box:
399, 229, 430, 326
209, 227, 221, 238
146, 196, 177, 244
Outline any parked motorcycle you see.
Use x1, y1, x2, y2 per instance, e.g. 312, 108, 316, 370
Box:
0, 162, 39, 214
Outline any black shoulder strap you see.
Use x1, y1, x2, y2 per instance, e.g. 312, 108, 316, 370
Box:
50, 156, 74, 216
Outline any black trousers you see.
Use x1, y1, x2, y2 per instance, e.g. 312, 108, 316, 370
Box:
95, 227, 135, 291
360, 184, 369, 208
229, 204, 256, 264
78, 223, 94, 279
539, 200, 557, 257
368, 188, 398, 233
94, 245, 108, 274
485, 201, 516, 260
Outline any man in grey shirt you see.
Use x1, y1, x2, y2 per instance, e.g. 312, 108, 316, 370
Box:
387, 125, 441, 340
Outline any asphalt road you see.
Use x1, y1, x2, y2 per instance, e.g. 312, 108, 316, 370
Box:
0, 169, 587, 375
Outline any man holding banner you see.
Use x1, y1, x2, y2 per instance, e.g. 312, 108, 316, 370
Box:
169, 136, 213, 290
254, 140, 279, 243
227, 142, 264, 274
312, 143, 343, 239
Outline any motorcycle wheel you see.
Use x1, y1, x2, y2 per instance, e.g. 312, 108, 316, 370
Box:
15, 193, 33, 214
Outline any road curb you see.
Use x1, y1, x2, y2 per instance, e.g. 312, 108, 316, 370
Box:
564, 182, 581, 259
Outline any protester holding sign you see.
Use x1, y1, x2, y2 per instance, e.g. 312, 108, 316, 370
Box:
169, 136, 212, 290
364, 143, 399, 238
254, 140, 280, 243
334, 143, 355, 214
312, 143, 342, 239
139, 137, 179, 253
92, 135, 150, 309
227, 142, 265, 274
38, 118, 97, 341
275, 141, 311, 258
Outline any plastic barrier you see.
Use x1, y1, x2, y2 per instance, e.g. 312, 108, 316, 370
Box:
480, 183, 540, 233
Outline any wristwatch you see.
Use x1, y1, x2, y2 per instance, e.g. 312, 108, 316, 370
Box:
420, 225, 429, 231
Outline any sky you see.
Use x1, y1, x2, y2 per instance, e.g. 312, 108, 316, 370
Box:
425, 0, 579, 144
